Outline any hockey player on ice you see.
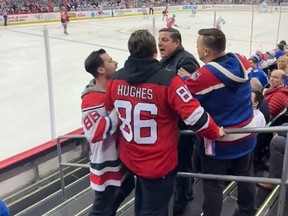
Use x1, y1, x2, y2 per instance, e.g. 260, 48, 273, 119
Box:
142, 6, 148, 19
260, 0, 268, 13
162, 6, 168, 21
166, 14, 178, 28
191, 3, 197, 17
215, 16, 225, 30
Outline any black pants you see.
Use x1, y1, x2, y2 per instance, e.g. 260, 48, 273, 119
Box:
199, 144, 256, 216
88, 174, 135, 216
134, 169, 176, 216
174, 135, 198, 211
3, 15, 7, 26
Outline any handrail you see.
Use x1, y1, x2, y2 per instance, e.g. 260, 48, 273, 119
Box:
56, 126, 288, 216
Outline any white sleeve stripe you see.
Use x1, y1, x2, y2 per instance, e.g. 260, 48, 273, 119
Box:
184, 106, 205, 126
195, 83, 225, 95
82, 104, 105, 112
207, 61, 250, 83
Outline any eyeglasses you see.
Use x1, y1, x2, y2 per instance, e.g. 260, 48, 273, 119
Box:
269, 75, 282, 80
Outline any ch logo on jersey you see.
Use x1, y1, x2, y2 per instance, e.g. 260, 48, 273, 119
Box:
191, 71, 201, 81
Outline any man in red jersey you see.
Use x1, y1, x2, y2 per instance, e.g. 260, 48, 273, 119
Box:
60, 10, 69, 34
81, 49, 134, 216
90, 29, 224, 216
162, 6, 168, 20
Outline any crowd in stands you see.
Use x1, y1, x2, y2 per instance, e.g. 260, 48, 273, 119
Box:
0, 0, 54, 14
249, 40, 288, 119
2, 0, 285, 15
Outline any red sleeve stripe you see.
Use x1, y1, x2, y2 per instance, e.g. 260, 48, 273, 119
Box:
92, 118, 109, 143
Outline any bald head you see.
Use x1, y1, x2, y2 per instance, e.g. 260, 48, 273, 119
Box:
269, 69, 286, 88
271, 69, 286, 78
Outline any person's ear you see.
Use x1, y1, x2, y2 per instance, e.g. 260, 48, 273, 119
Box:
97, 67, 105, 75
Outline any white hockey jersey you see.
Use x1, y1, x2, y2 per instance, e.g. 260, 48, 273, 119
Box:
81, 80, 124, 191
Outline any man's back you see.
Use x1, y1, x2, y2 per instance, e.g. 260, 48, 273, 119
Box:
105, 56, 219, 178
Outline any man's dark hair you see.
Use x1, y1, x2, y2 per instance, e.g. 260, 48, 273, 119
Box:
128, 29, 156, 58
279, 40, 287, 46
277, 43, 285, 50
249, 56, 258, 64
198, 28, 226, 52
252, 90, 264, 109
159, 27, 182, 43
84, 49, 106, 77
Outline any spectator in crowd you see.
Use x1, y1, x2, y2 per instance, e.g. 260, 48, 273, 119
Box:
257, 123, 288, 214
88, 29, 224, 216
248, 56, 269, 87
277, 55, 288, 75
259, 51, 277, 74
251, 90, 266, 127
275, 43, 285, 59
257, 123, 288, 192
279, 40, 286, 46
158, 27, 200, 214
250, 78, 270, 124
264, 69, 288, 119
81, 49, 134, 216
178, 28, 257, 216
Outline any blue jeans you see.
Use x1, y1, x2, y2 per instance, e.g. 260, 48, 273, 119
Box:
134, 169, 176, 216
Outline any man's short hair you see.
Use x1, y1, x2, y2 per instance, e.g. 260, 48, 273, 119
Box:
128, 29, 156, 59
279, 40, 287, 46
198, 28, 226, 52
277, 43, 285, 50
252, 89, 264, 109
249, 56, 259, 64
159, 28, 182, 43
84, 49, 106, 77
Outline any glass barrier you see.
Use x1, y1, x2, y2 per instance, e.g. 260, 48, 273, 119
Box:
1, 5, 287, 161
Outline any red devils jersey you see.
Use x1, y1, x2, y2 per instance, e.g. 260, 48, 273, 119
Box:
60, 11, 69, 23
162, 8, 168, 14
105, 63, 219, 179
166, 17, 175, 28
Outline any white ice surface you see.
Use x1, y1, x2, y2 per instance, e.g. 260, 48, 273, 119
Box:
0, 10, 287, 160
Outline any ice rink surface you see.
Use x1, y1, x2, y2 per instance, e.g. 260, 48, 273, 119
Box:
0, 10, 287, 160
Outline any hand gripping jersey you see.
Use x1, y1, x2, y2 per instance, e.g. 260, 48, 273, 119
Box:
102, 57, 219, 179
81, 80, 125, 191
184, 53, 257, 159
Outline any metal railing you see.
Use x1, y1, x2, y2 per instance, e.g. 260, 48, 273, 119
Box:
56, 125, 288, 216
